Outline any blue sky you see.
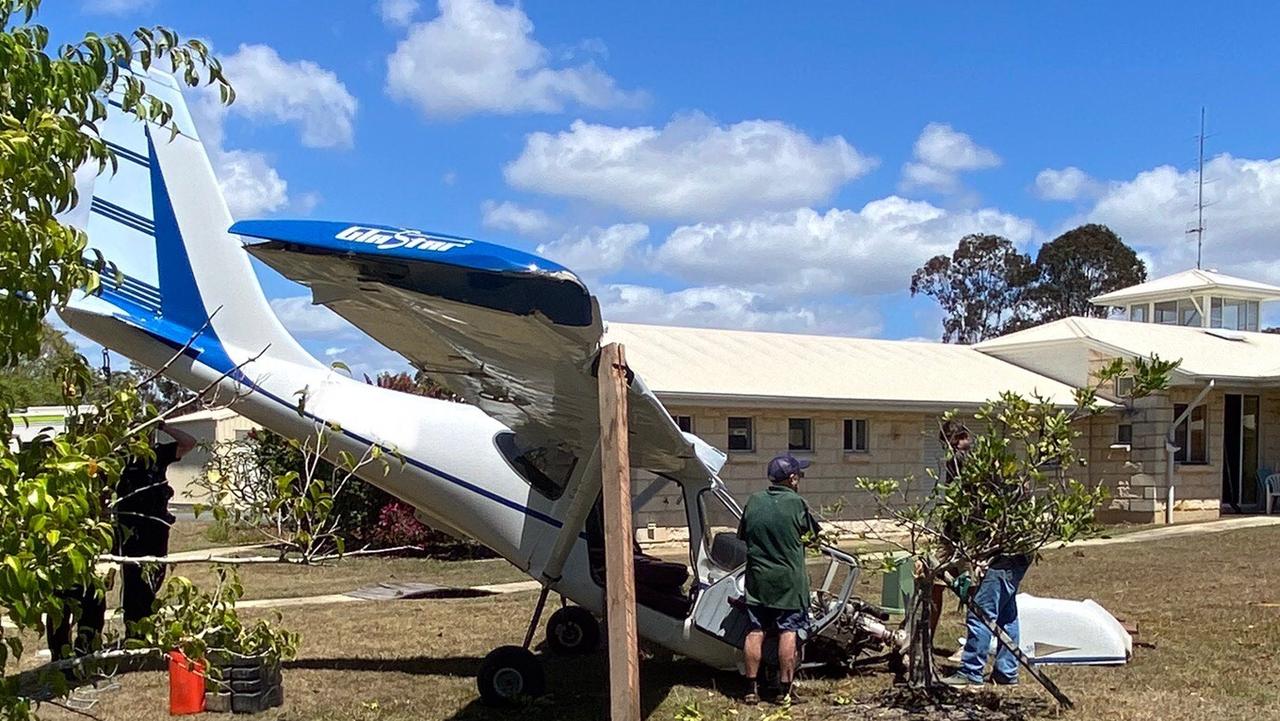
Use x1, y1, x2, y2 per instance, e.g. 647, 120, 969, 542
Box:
43, 1, 1280, 374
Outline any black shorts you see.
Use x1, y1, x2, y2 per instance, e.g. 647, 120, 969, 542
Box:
745, 605, 808, 633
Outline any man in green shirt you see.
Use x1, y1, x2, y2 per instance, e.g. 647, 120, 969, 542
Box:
737, 453, 821, 705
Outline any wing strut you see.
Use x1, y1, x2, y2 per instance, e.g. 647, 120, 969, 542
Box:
540, 441, 602, 584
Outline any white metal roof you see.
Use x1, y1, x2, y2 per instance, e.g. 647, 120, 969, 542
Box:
976, 316, 1280, 383
1090, 268, 1280, 306
602, 322, 1090, 409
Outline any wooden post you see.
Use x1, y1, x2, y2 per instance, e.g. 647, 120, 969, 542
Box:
598, 342, 640, 721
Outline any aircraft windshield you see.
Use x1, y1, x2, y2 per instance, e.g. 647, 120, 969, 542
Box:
493, 432, 576, 500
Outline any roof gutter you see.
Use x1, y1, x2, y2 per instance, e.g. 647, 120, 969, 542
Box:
1165, 379, 1215, 525
652, 391, 1101, 413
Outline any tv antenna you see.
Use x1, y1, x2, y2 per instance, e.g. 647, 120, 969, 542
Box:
1186, 107, 1206, 268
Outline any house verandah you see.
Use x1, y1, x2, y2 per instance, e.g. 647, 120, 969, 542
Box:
1081, 384, 1280, 524
979, 316, 1280, 523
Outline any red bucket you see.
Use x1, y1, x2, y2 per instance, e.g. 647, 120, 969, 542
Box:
168, 651, 206, 715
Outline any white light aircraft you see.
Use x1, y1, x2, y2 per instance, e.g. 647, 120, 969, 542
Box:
61, 70, 1129, 703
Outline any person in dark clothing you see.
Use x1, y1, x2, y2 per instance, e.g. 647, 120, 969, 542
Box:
930, 423, 972, 640
115, 421, 195, 636
45, 585, 107, 661
737, 453, 821, 706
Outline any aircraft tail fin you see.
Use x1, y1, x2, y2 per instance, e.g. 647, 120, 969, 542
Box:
64, 68, 315, 373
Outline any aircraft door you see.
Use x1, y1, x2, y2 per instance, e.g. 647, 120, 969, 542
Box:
690, 489, 752, 648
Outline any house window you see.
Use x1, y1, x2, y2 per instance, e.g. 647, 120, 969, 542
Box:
1177, 299, 1201, 327
672, 415, 694, 433
843, 419, 869, 452
1129, 304, 1148, 323
1211, 298, 1261, 332
788, 418, 813, 451
1116, 424, 1133, 445
1173, 403, 1207, 464
1114, 375, 1135, 398
1153, 301, 1178, 325
727, 417, 754, 452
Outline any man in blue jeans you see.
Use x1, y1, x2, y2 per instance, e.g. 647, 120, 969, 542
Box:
941, 553, 1032, 687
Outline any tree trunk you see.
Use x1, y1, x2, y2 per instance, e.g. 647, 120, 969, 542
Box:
907, 572, 936, 688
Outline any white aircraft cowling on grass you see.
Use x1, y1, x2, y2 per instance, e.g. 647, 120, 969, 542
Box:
60, 69, 1127, 704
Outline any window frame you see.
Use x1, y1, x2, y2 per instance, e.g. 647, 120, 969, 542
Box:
1172, 403, 1208, 464
727, 416, 755, 453
1177, 298, 1202, 327
1129, 303, 1149, 323
787, 417, 813, 452
672, 414, 694, 434
843, 418, 870, 453
1153, 300, 1178, 325
1116, 423, 1133, 446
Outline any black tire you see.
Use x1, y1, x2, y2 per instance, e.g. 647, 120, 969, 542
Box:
477, 646, 545, 705
545, 606, 600, 655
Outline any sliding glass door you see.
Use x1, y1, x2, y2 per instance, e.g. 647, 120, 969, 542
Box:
1222, 394, 1260, 509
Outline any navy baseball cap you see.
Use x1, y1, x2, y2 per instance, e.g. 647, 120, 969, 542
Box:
767, 454, 811, 482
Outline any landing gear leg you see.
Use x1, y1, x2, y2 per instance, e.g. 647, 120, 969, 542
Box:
522, 584, 552, 650
477, 585, 550, 706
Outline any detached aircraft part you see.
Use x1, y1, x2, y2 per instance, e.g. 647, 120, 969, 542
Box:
1011, 594, 1133, 665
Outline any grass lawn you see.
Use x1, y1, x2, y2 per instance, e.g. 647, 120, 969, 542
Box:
166, 520, 268, 554
37, 525, 1280, 721
174, 555, 529, 601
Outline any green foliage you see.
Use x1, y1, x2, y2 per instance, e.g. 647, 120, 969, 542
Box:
912, 224, 1148, 342
1025, 224, 1147, 323
194, 426, 390, 559
859, 355, 1177, 567
0, 322, 79, 407
132, 567, 299, 663
672, 700, 706, 721
132, 361, 196, 411
0, 2, 265, 716
855, 355, 1177, 687
910, 233, 1037, 344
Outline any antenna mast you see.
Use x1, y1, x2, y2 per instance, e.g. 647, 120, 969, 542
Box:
1188, 107, 1206, 268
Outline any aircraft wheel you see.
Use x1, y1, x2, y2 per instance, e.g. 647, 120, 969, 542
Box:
477, 646, 545, 705
546, 606, 600, 655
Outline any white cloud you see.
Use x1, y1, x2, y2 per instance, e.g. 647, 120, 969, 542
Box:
1034, 166, 1100, 201
535, 224, 648, 276
1077, 154, 1280, 283
385, 0, 639, 118
653, 197, 1036, 298
189, 44, 357, 218
378, 0, 419, 26
505, 114, 874, 220
481, 200, 553, 236
269, 296, 353, 336
599, 284, 882, 336
218, 44, 358, 149
82, 0, 154, 13
211, 150, 289, 218
900, 122, 1000, 195
323, 346, 348, 357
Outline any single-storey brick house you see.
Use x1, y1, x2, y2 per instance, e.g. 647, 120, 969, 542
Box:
605, 269, 1280, 533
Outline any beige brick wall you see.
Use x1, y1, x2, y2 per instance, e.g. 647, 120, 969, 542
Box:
639, 381, 1280, 530
635, 404, 962, 530
1079, 360, 1280, 521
